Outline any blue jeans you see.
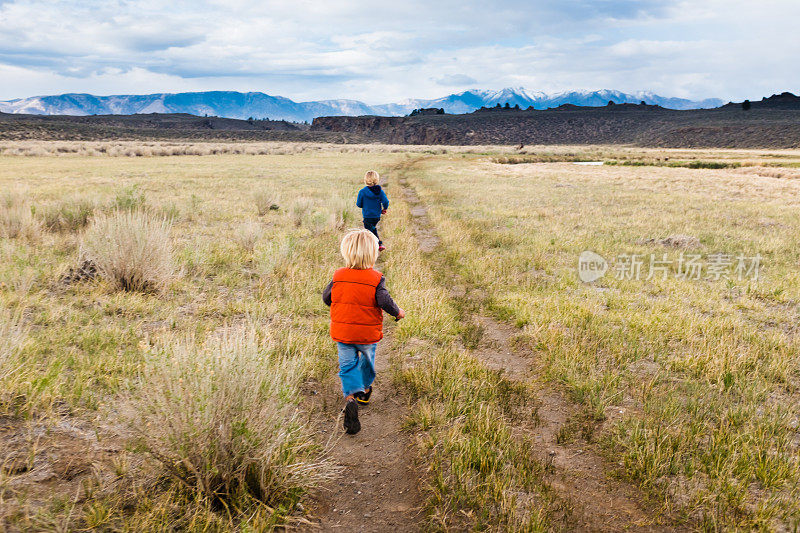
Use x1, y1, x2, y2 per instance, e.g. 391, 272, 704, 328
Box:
363, 217, 381, 245
337, 342, 377, 397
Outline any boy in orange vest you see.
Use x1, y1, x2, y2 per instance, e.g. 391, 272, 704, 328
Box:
322, 229, 405, 434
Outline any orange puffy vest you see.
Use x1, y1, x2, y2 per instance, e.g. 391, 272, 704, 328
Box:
329, 267, 384, 344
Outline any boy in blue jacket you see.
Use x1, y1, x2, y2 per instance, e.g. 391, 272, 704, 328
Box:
356, 170, 389, 251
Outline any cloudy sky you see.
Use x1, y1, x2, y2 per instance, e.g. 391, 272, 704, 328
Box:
0, 0, 797, 103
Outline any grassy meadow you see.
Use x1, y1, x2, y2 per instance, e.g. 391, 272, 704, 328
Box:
403, 152, 800, 530
0, 148, 409, 530
1, 142, 799, 531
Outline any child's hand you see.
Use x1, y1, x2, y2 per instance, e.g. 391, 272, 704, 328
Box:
381, 209, 387, 214
396, 308, 406, 320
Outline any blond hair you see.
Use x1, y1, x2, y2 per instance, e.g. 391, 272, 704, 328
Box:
364, 170, 380, 186
340, 229, 378, 269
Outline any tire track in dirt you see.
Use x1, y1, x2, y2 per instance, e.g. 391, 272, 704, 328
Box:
395, 160, 687, 532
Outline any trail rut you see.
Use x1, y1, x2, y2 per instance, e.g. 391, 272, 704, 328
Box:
396, 163, 687, 532
302, 338, 423, 532
303, 192, 423, 533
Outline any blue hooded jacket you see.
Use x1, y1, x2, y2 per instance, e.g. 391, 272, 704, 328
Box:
356, 185, 389, 219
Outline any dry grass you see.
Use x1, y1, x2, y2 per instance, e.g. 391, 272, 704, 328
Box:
0, 308, 26, 380
233, 221, 264, 252
375, 187, 559, 531
113, 184, 147, 211
39, 196, 96, 232
405, 156, 800, 529
4, 140, 797, 163
0, 148, 400, 529
256, 236, 296, 277
290, 196, 314, 227
735, 165, 800, 180
323, 198, 356, 233
0, 140, 501, 158
121, 325, 335, 509
254, 190, 280, 216
0, 194, 42, 240
80, 210, 175, 292
3, 144, 800, 531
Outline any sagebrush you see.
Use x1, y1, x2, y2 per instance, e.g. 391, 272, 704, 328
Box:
40, 197, 96, 232
233, 221, 264, 252
254, 190, 280, 216
80, 210, 175, 292
0, 194, 41, 240
121, 327, 335, 508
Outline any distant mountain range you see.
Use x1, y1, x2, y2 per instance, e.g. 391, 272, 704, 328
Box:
0, 88, 724, 122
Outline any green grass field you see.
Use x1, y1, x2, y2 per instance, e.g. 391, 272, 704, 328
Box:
403, 153, 800, 530
1, 142, 798, 531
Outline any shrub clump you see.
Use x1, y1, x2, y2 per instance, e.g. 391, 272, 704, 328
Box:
290, 197, 314, 227
325, 198, 354, 232
254, 191, 280, 216
121, 328, 334, 510
233, 221, 264, 252
40, 197, 96, 232
80, 210, 175, 292
114, 185, 146, 211
0, 194, 42, 240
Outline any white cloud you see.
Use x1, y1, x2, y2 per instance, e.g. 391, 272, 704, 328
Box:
0, 64, 207, 98
0, 0, 797, 103
434, 74, 478, 86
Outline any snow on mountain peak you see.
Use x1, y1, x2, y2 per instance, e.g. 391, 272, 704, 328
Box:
0, 88, 724, 121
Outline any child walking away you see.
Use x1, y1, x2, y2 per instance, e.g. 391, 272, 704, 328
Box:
356, 170, 389, 252
322, 229, 405, 434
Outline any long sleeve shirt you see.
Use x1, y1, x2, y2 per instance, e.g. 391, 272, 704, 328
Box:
356, 186, 390, 218
322, 275, 401, 317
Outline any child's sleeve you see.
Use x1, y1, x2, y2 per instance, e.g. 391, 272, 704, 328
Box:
375, 277, 400, 317
380, 190, 389, 209
322, 281, 333, 307
356, 189, 363, 208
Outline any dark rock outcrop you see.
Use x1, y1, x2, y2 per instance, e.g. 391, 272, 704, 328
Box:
310, 103, 800, 148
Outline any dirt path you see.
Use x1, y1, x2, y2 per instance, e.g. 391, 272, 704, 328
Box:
470, 316, 682, 532
302, 341, 423, 531
395, 165, 686, 532
302, 171, 423, 532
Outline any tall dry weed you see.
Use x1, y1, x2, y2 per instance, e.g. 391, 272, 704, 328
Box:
233, 221, 264, 252
80, 210, 174, 292
121, 327, 334, 507
254, 191, 280, 216
0, 194, 42, 240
